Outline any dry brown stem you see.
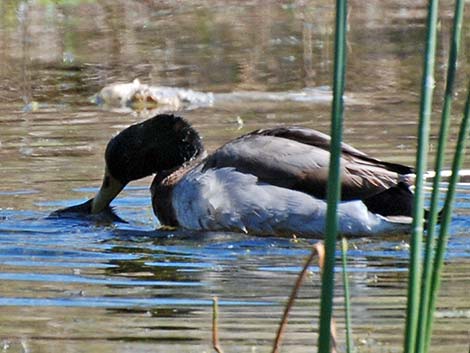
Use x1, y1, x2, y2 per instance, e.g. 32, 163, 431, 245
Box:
212, 296, 224, 353
271, 242, 327, 353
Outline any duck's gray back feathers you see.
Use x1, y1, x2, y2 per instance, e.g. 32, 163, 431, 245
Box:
202, 127, 413, 201
171, 164, 410, 236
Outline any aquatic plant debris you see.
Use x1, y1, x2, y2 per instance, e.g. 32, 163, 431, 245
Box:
93, 79, 338, 113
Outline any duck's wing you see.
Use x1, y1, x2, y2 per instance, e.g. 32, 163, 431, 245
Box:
201, 126, 414, 201
255, 126, 413, 174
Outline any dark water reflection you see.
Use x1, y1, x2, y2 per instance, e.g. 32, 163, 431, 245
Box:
1, 1, 470, 352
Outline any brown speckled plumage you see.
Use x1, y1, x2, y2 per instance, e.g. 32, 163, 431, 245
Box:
150, 159, 201, 227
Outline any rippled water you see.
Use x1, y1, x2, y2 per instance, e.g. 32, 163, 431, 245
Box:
1, 1, 470, 352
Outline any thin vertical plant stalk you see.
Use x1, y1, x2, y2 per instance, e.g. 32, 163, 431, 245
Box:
424, 84, 470, 352
341, 238, 353, 353
404, 0, 440, 352
271, 243, 325, 353
212, 297, 224, 353
318, 0, 347, 351
416, 1, 465, 352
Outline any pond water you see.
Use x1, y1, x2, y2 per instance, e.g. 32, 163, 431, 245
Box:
1, 0, 470, 352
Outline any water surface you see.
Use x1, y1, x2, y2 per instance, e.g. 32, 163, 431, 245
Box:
1, 1, 470, 352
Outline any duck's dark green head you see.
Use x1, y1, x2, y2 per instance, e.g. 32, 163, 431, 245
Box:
52, 114, 205, 219
105, 114, 204, 185
90, 114, 205, 214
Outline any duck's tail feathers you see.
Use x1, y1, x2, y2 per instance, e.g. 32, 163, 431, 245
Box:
423, 208, 444, 228
363, 182, 413, 218
364, 182, 444, 227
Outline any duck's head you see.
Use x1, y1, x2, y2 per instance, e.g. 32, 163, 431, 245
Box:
52, 114, 204, 220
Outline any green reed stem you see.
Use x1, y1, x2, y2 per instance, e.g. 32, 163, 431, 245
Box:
416, 1, 465, 352
341, 238, 353, 353
404, 0, 440, 352
424, 84, 470, 352
317, 0, 347, 351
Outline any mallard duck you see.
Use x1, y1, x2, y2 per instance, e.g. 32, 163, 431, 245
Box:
53, 114, 417, 237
